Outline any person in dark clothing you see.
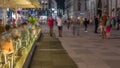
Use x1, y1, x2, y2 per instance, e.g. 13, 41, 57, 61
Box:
67, 18, 71, 30
94, 16, 99, 33
116, 16, 120, 30
83, 18, 89, 32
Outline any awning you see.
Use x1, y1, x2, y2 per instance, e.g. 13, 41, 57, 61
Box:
0, 0, 41, 8
0, 0, 41, 26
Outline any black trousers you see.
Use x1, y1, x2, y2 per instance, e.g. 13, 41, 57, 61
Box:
95, 24, 99, 33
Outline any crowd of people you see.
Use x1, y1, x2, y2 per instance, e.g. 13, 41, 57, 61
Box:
47, 14, 120, 39
0, 15, 41, 67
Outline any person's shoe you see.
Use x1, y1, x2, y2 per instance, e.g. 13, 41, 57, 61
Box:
50, 34, 53, 37
94, 32, 98, 34
59, 35, 62, 37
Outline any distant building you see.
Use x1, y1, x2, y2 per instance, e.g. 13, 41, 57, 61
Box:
40, 0, 49, 10
64, 0, 88, 18
65, 0, 120, 19
48, 0, 57, 18
88, 0, 120, 19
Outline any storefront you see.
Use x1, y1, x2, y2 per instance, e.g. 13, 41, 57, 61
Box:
0, 0, 41, 68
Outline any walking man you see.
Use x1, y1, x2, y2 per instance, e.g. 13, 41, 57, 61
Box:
57, 15, 63, 37
94, 16, 99, 33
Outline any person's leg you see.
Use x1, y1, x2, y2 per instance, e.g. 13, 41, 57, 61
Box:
96, 25, 99, 33
68, 23, 70, 30
73, 26, 75, 35
95, 25, 97, 33
85, 24, 88, 32
77, 26, 80, 35
84, 25, 87, 31
58, 26, 60, 37
106, 32, 110, 39
116, 23, 119, 30
49, 27, 51, 36
101, 26, 104, 38
51, 27, 53, 36
103, 27, 106, 38
50, 27, 53, 36
59, 26, 62, 37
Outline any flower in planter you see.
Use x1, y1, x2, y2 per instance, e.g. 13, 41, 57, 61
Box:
28, 16, 36, 25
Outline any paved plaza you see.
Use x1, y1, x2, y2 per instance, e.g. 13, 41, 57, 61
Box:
57, 25, 120, 68
31, 24, 120, 68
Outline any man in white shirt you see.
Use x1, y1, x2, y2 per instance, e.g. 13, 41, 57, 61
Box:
57, 15, 63, 37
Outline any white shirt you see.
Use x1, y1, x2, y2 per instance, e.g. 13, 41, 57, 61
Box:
57, 17, 62, 26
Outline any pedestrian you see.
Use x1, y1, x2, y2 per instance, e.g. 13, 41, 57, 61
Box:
67, 18, 71, 30
56, 15, 63, 37
101, 14, 108, 38
76, 17, 81, 35
48, 15, 54, 36
94, 16, 99, 33
71, 17, 77, 35
116, 16, 120, 30
83, 18, 89, 32
106, 16, 112, 39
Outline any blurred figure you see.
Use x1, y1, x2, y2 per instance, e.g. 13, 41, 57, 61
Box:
66, 18, 71, 30
94, 16, 99, 33
57, 15, 63, 37
116, 16, 120, 30
83, 18, 89, 32
48, 15, 54, 36
71, 17, 76, 35
101, 14, 108, 38
105, 16, 112, 39
0, 19, 6, 34
76, 17, 81, 35
80, 17, 84, 25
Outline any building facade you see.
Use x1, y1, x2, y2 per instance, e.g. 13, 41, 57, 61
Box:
48, 0, 57, 17
88, 0, 120, 19
65, 0, 120, 19
65, 0, 90, 18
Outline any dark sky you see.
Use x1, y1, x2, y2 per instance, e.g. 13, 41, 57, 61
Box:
55, 0, 65, 9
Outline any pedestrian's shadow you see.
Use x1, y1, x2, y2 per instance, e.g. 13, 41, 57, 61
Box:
110, 37, 120, 39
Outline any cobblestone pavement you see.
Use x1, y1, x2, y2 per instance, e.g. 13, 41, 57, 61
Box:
41, 24, 120, 68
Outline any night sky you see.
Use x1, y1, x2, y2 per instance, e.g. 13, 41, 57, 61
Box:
55, 0, 65, 9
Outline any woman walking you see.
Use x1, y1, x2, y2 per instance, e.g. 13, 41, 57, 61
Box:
106, 17, 112, 39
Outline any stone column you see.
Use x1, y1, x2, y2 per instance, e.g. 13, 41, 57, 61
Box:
115, 0, 117, 17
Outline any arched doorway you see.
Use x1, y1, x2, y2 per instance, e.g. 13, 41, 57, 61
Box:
97, 0, 102, 17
